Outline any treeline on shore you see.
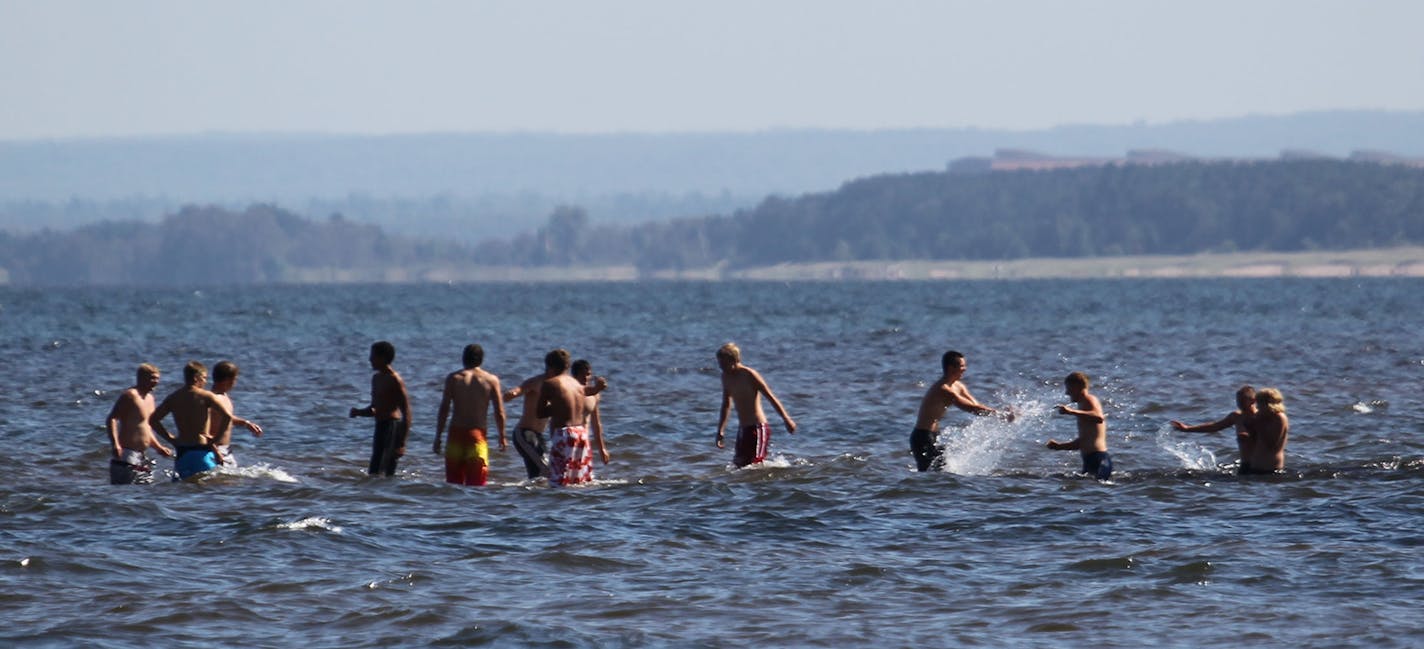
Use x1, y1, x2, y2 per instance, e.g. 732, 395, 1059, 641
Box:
2, 159, 1423, 285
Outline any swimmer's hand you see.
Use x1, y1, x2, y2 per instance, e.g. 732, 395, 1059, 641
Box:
1169, 420, 1188, 432
157, 445, 175, 458
715, 432, 725, 448
785, 418, 797, 434
1056, 404, 1072, 415
599, 448, 611, 464
244, 420, 264, 437
1002, 406, 1017, 423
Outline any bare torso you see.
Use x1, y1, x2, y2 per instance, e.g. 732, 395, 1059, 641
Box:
208, 392, 236, 446
371, 370, 407, 421
1073, 395, 1108, 453
445, 368, 499, 430
539, 374, 588, 430
721, 366, 768, 428
160, 386, 226, 446
511, 374, 551, 431
109, 388, 159, 455
1246, 412, 1289, 471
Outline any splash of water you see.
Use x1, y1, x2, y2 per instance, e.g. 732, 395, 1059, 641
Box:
1153, 424, 1218, 470
938, 394, 1054, 475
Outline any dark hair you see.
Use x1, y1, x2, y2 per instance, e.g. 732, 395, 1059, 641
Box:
941, 350, 965, 375
571, 359, 591, 377
462, 344, 484, 368
1065, 371, 1090, 389
371, 341, 396, 363
183, 360, 207, 385
1235, 385, 1256, 408
213, 360, 239, 383
544, 348, 570, 372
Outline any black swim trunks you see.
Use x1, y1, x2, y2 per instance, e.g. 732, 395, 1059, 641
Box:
910, 428, 943, 472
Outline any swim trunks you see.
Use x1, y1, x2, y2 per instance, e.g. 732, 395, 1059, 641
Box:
512, 427, 549, 480
910, 428, 943, 472
109, 449, 155, 485
175, 445, 218, 480
445, 427, 489, 486
1081, 451, 1113, 480
368, 419, 403, 477
733, 422, 772, 468
549, 425, 592, 486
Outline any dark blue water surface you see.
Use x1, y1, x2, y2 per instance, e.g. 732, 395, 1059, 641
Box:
1, 279, 1421, 648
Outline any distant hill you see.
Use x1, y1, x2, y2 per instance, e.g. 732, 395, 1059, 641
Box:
3, 110, 1424, 243
5, 158, 1422, 285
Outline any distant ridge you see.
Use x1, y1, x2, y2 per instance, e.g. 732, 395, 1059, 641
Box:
3, 110, 1423, 202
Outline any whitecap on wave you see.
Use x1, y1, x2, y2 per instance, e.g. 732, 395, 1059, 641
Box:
276, 517, 342, 533
212, 463, 299, 483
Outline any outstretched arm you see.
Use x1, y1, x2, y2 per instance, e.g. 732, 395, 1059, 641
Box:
1171, 412, 1237, 433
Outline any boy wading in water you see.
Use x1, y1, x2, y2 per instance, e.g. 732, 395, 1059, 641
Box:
910, 350, 1014, 472
349, 341, 412, 477
714, 342, 796, 468
106, 364, 174, 484
433, 344, 506, 486
1046, 371, 1112, 480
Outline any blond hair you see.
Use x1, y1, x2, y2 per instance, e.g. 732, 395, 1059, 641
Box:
1256, 387, 1286, 414
717, 342, 741, 363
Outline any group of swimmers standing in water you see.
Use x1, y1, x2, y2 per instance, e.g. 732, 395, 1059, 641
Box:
104, 342, 1290, 486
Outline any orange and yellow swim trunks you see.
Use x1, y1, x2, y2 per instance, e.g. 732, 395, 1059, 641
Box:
445, 427, 489, 486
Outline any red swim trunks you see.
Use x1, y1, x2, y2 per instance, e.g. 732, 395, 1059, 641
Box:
445, 427, 489, 486
733, 422, 772, 467
549, 425, 592, 486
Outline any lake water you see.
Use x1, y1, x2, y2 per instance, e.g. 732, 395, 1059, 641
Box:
1, 279, 1421, 648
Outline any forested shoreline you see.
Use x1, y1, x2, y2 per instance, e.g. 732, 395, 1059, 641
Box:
2, 160, 1422, 285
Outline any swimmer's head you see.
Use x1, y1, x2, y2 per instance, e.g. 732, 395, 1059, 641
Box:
544, 348, 570, 372
1256, 387, 1286, 414
213, 361, 239, 384
136, 363, 159, 383
717, 342, 741, 366
941, 351, 965, 377
463, 344, 484, 369
1065, 371, 1090, 391
183, 361, 207, 386
572, 359, 591, 382
1235, 385, 1256, 410
370, 341, 395, 367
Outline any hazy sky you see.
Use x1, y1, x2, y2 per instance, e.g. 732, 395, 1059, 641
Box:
2, 0, 1421, 139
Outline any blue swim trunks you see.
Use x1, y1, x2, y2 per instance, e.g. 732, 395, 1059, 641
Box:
1081, 451, 1113, 480
175, 446, 218, 480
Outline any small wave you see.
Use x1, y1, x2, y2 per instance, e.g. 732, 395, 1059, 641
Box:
276, 517, 343, 533
214, 463, 299, 483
